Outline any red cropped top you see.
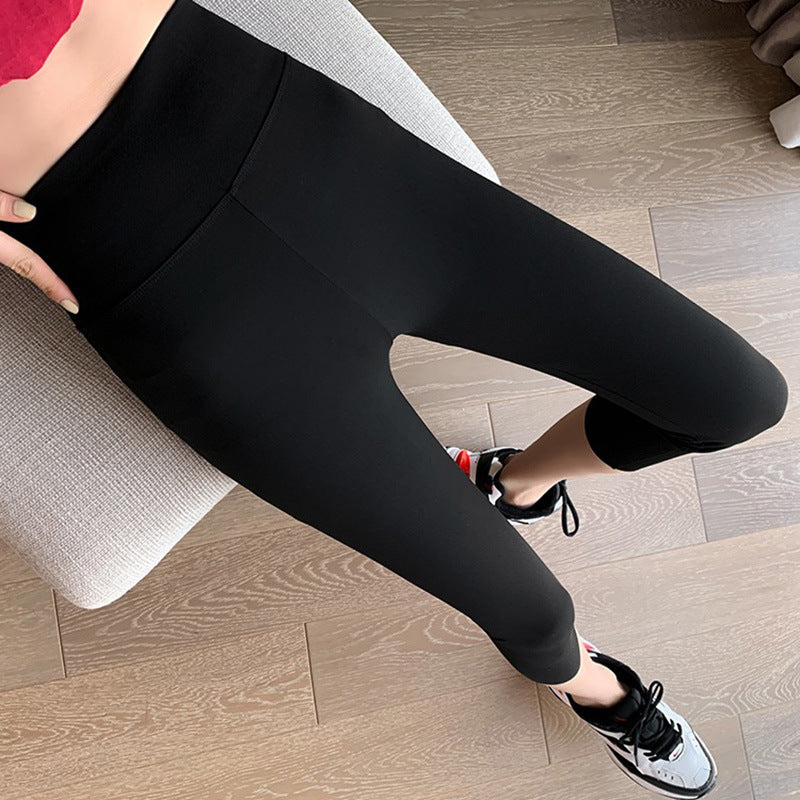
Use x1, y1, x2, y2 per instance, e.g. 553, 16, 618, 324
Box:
0, 0, 84, 88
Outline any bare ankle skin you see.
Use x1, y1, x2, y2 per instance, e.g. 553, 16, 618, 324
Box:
570, 668, 630, 708
546, 627, 629, 708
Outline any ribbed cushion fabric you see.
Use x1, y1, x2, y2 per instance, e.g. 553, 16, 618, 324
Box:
0, 0, 499, 609
0, 274, 235, 609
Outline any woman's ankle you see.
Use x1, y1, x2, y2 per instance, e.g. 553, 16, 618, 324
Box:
496, 458, 552, 506
571, 677, 630, 708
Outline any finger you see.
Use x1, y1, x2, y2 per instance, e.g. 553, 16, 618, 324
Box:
0, 190, 37, 222
0, 231, 79, 313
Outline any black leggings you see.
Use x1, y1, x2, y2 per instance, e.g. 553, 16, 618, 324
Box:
7, 0, 788, 684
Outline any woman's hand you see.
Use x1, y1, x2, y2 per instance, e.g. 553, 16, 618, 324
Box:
0, 190, 79, 313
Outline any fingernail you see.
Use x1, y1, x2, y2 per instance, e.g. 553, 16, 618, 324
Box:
13, 199, 36, 220
60, 298, 79, 314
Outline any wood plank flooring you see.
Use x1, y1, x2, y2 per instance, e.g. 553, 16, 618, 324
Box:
2, 1, 798, 797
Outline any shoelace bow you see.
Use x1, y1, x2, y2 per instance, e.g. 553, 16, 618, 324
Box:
618, 680, 683, 767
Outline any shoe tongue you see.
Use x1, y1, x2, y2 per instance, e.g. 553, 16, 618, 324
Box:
593, 686, 668, 744
607, 685, 645, 724
579, 684, 651, 732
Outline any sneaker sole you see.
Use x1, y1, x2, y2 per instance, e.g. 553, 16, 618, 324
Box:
548, 633, 719, 799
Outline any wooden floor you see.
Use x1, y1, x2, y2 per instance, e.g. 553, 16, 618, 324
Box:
2, 1, 799, 797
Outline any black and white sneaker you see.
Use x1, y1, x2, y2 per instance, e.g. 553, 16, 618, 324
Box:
445, 445, 580, 536
549, 634, 718, 798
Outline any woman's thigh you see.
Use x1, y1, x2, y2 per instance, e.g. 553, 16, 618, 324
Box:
232, 54, 788, 465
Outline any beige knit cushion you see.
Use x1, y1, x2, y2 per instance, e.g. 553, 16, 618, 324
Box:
0, 0, 500, 609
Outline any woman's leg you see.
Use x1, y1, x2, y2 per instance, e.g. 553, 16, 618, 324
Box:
227, 54, 789, 696
78, 195, 587, 687
233, 53, 788, 482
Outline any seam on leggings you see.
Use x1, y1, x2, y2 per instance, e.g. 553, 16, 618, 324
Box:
230, 51, 292, 196
229, 193, 393, 343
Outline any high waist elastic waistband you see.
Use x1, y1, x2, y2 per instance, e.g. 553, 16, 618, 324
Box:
1, 0, 288, 316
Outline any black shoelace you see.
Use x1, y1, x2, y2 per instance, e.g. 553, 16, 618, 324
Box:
619, 680, 684, 767
557, 481, 580, 537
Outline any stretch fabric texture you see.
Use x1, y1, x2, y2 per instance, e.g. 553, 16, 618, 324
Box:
3, 0, 788, 685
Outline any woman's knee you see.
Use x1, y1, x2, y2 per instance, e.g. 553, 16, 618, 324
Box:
486, 584, 577, 656
484, 585, 580, 684
692, 354, 789, 451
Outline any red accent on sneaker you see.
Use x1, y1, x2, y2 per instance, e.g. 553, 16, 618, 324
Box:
455, 450, 471, 476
